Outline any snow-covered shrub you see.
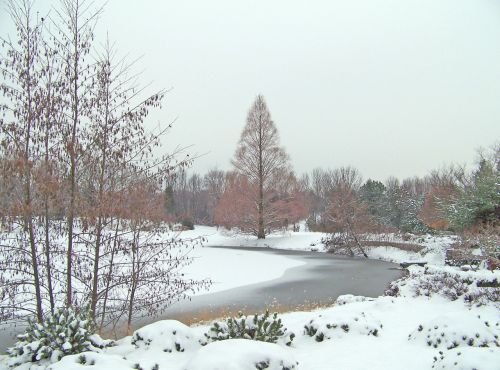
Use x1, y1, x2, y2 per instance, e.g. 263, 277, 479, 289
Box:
131, 320, 202, 353
431, 347, 499, 370
46, 352, 133, 370
335, 294, 373, 306
408, 312, 499, 349
303, 311, 382, 342
205, 310, 295, 346
184, 339, 298, 370
410, 271, 469, 300
7, 307, 112, 367
385, 265, 500, 306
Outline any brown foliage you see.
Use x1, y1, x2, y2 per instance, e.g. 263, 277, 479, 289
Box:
213, 174, 257, 233
323, 187, 375, 257
214, 172, 309, 235
419, 186, 453, 230
325, 187, 375, 235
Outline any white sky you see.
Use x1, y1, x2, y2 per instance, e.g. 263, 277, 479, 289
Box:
1, 0, 499, 181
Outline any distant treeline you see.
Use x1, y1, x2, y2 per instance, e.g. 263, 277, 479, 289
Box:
167, 144, 499, 235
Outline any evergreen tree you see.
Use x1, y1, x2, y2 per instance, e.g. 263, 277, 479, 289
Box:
359, 179, 389, 225
164, 184, 176, 216
441, 158, 500, 230
385, 178, 428, 233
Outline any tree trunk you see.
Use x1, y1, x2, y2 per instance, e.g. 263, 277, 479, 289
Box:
90, 215, 102, 318
258, 184, 265, 238
24, 35, 43, 321
27, 218, 43, 322
44, 194, 55, 313
257, 115, 265, 239
349, 223, 368, 258
44, 90, 55, 313
127, 230, 139, 335
91, 73, 113, 319
99, 221, 119, 332
66, 20, 80, 307
25, 133, 43, 322
127, 283, 136, 336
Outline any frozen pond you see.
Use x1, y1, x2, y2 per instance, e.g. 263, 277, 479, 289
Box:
136, 246, 402, 330
0, 246, 401, 349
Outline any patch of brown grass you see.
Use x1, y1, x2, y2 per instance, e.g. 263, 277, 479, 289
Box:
170, 298, 337, 326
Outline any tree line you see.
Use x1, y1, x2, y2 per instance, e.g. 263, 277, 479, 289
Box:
169, 96, 499, 250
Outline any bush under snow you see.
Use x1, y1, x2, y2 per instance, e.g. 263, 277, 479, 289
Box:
183, 339, 298, 370
302, 310, 382, 342
431, 347, 499, 370
205, 310, 295, 346
408, 311, 499, 349
132, 320, 203, 353
335, 294, 374, 306
47, 352, 133, 370
386, 265, 499, 306
7, 307, 112, 367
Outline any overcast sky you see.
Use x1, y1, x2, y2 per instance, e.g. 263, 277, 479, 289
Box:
1, 0, 499, 181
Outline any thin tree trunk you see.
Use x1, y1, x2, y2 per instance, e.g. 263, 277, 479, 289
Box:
348, 222, 368, 258
90, 215, 102, 318
43, 73, 55, 313
66, 12, 80, 307
24, 25, 43, 321
127, 283, 136, 336
99, 221, 119, 332
127, 229, 138, 335
27, 218, 43, 321
66, 131, 76, 306
91, 155, 107, 319
257, 117, 265, 239
91, 71, 110, 319
44, 190, 55, 312
25, 120, 43, 322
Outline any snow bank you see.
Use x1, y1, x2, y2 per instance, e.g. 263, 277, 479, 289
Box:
47, 352, 133, 370
4, 294, 500, 370
335, 294, 374, 306
432, 347, 499, 370
183, 339, 298, 370
408, 311, 499, 349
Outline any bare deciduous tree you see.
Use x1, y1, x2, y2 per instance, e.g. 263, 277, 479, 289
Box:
204, 168, 226, 224
323, 187, 371, 257
54, 0, 102, 306
214, 173, 257, 233
0, 0, 211, 333
317, 166, 374, 256
231, 95, 290, 238
0, 0, 45, 322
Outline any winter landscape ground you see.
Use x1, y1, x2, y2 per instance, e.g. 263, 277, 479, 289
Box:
1, 226, 498, 370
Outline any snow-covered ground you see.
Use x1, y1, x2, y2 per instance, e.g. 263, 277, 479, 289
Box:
182, 225, 328, 252
4, 292, 497, 370
1, 226, 498, 369
183, 225, 457, 266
